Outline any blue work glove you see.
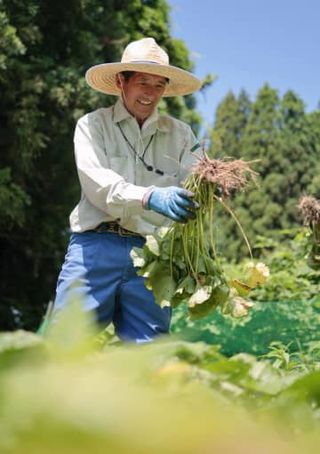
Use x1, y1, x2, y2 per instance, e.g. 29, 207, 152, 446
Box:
147, 186, 198, 223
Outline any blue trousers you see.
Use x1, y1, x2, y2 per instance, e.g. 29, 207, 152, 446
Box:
54, 232, 171, 342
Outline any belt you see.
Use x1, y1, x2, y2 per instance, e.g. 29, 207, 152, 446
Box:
89, 221, 142, 238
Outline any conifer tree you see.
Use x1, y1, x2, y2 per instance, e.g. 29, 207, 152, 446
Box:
212, 85, 320, 258
210, 89, 251, 158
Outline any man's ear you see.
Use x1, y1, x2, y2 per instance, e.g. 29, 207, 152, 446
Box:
116, 73, 124, 90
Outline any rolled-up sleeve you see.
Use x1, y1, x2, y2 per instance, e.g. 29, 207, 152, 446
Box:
74, 114, 150, 219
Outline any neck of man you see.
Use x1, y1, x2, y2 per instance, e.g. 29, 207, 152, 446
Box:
121, 97, 149, 129
137, 118, 145, 128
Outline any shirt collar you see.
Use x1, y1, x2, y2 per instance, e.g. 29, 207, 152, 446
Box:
113, 98, 169, 135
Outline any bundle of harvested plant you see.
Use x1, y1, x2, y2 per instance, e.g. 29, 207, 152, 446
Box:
131, 155, 269, 319
298, 195, 320, 270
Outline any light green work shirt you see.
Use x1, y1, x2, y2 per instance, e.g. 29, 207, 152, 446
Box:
70, 98, 201, 236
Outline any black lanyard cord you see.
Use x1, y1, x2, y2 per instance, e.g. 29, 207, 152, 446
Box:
117, 123, 164, 176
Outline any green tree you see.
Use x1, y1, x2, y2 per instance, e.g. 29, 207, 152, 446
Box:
210, 89, 251, 158
304, 110, 320, 199
236, 84, 283, 248
211, 85, 320, 259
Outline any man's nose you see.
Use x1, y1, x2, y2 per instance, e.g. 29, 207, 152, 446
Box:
143, 86, 156, 98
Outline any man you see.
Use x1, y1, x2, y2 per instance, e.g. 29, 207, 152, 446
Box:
53, 37, 202, 342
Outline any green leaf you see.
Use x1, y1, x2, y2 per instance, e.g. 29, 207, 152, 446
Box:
45, 294, 99, 358
145, 235, 160, 256
211, 284, 230, 305
146, 263, 177, 308
188, 298, 217, 320
187, 284, 230, 320
170, 292, 188, 308
175, 275, 196, 296
230, 279, 252, 297
138, 260, 158, 278
196, 256, 208, 274
0, 330, 45, 370
170, 276, 197, 308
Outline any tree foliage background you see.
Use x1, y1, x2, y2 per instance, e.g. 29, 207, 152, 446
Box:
209, 85, 320, 258
0, 0, 201, 330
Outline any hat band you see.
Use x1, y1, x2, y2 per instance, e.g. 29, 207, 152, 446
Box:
122, 60, 165, 65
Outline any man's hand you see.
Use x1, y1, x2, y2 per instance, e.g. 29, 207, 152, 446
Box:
147, 186, 199, 223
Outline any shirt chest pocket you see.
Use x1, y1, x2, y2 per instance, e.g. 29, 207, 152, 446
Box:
110, 156, 182, 187
142, 170, 181, 188
110, 156, 129, 180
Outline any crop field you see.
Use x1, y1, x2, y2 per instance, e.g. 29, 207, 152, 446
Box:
1, 232, 319, 454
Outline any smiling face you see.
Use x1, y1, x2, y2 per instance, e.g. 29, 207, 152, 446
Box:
116, 72, 168, 126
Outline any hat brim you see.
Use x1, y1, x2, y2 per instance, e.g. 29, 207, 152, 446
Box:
85, 62, 202, 97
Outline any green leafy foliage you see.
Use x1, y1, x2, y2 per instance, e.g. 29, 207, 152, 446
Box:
0, 307, 319, 453
171, 231, 320, 356
132, 156, 268, 320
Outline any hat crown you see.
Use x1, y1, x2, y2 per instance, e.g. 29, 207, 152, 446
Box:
121, 37, 169, 65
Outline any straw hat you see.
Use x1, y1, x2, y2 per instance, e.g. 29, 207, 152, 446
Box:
85, 37, 202, 97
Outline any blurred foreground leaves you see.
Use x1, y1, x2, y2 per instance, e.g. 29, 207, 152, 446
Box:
0, 302, 319, 453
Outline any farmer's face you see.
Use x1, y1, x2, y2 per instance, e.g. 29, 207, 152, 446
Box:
117, 72, 167, 125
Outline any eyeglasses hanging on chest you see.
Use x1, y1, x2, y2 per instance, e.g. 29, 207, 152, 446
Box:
117, 123, 165, 176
